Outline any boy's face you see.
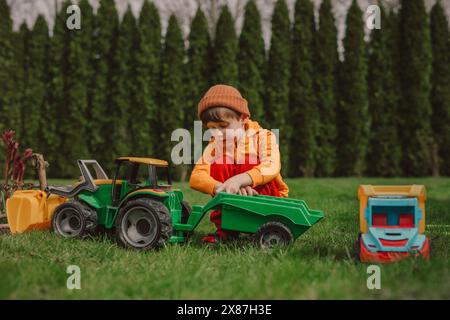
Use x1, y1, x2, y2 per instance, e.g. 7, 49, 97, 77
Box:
206, 116, 245, 141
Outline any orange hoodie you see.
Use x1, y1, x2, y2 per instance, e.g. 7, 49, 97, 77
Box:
189, 119, 289, 197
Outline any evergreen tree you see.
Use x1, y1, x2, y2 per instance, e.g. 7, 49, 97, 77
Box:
314, 0, 337, 177
335, 0, 369, 176
54, 1, 90, 177
366, 7, 401, 177
184, 7, 211, 177
389, 9, 402, 146
185, 7, 211, 130
22, 16, 48, 151
105, 7, 134, 164
264, 0, 291, 175
237, 0, 265, 122
430, 1, 450, 175
37, 20, 59, 171
129, 1, 161, 157
49, 2, 69, 177
45, 7, 69, 177
0, 0, 20, 133
77, 0, 94, 156
157, 15, 185, 162
89, 0, 118, 170
398, 0, 435, 176
213, 5, 238, 86
288, 0, 317, 177
12, 24, 28, 141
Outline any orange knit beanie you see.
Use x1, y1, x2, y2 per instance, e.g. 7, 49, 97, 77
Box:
198, 84, 250, 118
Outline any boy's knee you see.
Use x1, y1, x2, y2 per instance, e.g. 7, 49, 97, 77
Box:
210, 210, 221, 223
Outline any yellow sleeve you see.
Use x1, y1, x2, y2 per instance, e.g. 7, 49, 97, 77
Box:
189, 143, 220, 196
246, 130, 281, 187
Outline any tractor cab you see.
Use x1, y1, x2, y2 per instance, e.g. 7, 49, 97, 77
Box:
111, 157, 171, 205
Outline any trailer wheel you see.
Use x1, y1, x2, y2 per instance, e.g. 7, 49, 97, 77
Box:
115, 198, 172, 250
354, 233, 362, 262
181, 200, 191, 224
255, 222, 293, 249
181, 200, 193, 240
52, 201, 97, 238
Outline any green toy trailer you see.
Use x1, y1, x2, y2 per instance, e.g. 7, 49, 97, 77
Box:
177, 193, 324, 248
50, 157, 324, 250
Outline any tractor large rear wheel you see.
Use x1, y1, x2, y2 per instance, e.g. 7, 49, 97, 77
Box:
115, 198, 172, 250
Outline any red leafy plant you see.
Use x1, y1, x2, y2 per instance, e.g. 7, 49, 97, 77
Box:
2, 130, 33, 187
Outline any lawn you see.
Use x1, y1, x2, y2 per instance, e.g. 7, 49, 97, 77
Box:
0, 178, 449, 299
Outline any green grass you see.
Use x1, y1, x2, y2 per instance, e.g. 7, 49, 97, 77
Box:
1, 178, 449, 299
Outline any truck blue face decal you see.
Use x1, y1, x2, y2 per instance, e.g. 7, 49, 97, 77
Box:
362, 196, 426, 253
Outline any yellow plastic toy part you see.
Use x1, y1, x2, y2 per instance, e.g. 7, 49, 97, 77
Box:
6, 190, 67, 234
358, 185, 426, 234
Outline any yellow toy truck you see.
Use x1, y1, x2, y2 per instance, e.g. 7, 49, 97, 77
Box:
355, 185, 430, 263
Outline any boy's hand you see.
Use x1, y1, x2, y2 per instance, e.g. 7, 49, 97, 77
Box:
214, 173, 253, 195
214, 180, 240, 194
213, 183, 223, 196
238, 186, 259, 196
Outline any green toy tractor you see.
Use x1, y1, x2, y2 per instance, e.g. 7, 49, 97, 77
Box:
50, 157, 190, 249
50, 157, 324, 250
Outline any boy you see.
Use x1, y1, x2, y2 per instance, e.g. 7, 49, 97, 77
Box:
189, 84, 289, 243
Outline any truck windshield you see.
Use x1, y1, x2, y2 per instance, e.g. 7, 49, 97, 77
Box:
371, 205, 415, 227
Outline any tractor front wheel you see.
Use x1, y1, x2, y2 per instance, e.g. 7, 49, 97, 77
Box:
115, 198, 172, 250
52, 201, 97, 238
255, 222, 293, 249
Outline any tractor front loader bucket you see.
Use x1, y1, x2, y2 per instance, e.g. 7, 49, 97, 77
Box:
6, 190, 66, 233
